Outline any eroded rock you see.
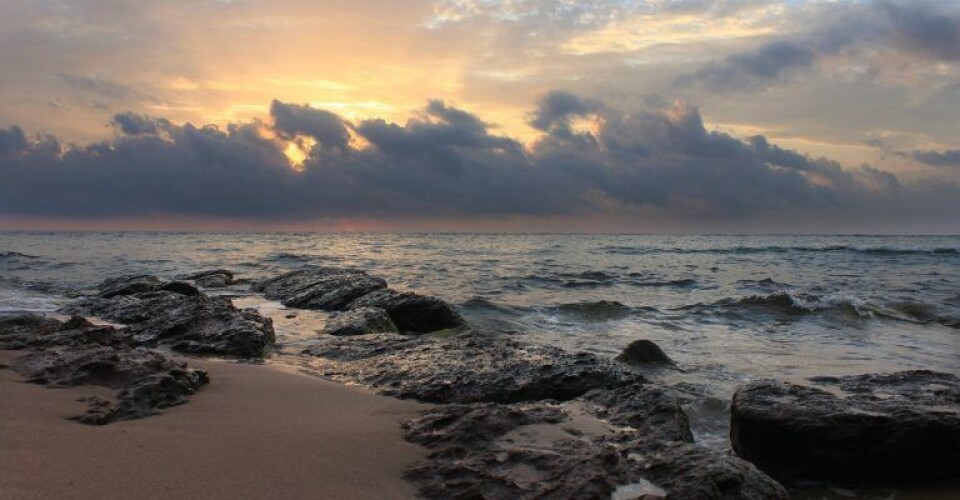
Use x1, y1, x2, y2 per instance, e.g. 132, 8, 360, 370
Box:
178, 269, 236, 288
348, 289, 465, 333
323, 307, 398, 336
0, 314, 128, 350
731, 370, 960, 483
615, 339, 675, 366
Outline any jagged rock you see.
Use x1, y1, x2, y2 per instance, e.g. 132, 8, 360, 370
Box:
348, 289, 465, 333
177, 269, 236, 288
254, 268, 387, 309
731, 370, 960, 483
615, 340, 675, 366
0, 314, 128, 350
64, 277, 275, 358
12, 345, 208, 424
323, 307, 398, 336
304, 330, 641, 404
402, 387, 787, 500
98, 274, 160, 298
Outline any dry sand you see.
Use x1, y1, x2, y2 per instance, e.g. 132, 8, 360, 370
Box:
0, 350, 430, 500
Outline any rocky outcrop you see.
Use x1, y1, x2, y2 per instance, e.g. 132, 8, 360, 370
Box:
402, 386, 787, 500
304, 330, 640, 404
178, 269, 236, 288
615, 339, 675, 366
64, 276, 275, 358
731, 370, 960, 483
1, 314, 209, 425
256, 268, 464, 333
323, 307, 398, 336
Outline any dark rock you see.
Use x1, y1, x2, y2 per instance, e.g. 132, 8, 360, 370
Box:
402, 387, 787, 500
194, 273, 231, 288
64, 285, 275, 358
12, 345, 208, 424
254, 268, 385, 307
615, 339, 675, 366
730, 370, 960, 483
178, 269, 235, 281
323, 307, 398, 336
304, 330, 641, 404
158, 281, 201, 296
579, 384, 693, 442
348, 289, 465, 333
98, 274, 160, 298
0, 314, 128, 350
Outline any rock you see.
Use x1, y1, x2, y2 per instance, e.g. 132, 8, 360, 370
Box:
402, 386, 787, 500
323, 307, 398, 336
730, 370, 960, 483
0, 314, 128, 350
12, 345, 208, 424
348, 289, 465, 333
304, 330, 641, 404
615, 340, 675, 366
98, 274, 160, 298
254, 268, 386, 309
64, 278, 275, 358
178, 269, 235, 281
194, 273, 231, 288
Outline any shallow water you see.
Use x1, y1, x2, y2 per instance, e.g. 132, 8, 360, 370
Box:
2, 232, 958, 448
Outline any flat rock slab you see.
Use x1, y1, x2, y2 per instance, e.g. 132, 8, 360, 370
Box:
1, 315, 209, 425
731, 370, 960, 483
402, 388, 787, 500
304, 331, 641, 404
64, 276, 275, 358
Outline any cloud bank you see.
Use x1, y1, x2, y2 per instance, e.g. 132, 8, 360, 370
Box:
0, 92, 957, 231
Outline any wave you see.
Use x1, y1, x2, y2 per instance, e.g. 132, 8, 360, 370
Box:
630, 278, 697, 288
601, 245, 960, 257
264, 252, 341, 263
0, 250, 40, 259
682, 291, 875, 318
550, 300, 635, 321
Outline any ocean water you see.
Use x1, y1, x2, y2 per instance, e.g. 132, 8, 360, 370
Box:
2, 232, 958, 447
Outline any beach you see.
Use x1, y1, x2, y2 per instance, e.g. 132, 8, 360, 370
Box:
0, 350, 428, 500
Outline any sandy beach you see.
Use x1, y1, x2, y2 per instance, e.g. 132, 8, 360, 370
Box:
0, 350, 429, 500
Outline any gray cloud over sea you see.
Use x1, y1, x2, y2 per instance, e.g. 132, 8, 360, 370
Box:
1, 92, 956, 230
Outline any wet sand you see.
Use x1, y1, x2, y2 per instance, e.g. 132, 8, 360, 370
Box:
0, 350, 429, 500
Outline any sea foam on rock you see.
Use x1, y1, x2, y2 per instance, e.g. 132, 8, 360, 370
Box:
731, 370, 960, 483
63, 275, 275, 358
0, 315, 209, 425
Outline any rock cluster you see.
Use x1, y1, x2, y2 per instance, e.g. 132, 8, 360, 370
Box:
731, 370, 960, 483
64, 274, 275, 358
255, 268, 464, 333
1, 315, 208, 424
177, 269, 237, 288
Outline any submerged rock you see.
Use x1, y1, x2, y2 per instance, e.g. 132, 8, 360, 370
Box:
305, 330, 639, 404
323, 307, 398, 336
615, 339, 675, 366
256, 268, 464, 333
64, 276, 275, 358
731, 370, 960, 483
402, 386, 787, 500
0, 314, 209, 425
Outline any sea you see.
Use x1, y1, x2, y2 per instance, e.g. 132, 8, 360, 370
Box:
2, 232, 958, 451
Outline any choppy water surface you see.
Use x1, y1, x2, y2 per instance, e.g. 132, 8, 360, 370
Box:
2, 232, 958, 447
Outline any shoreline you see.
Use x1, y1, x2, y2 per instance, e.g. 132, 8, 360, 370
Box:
0, 350, 429, 500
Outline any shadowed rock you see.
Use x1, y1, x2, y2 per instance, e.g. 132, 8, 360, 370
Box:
1, 315, 128, 350
323, 307, 398, 336
402, 386, 787, 500
347, 289, 465, 333
304, 330, 639, 404
177, 269, 235, 288
731, 370, 960, 483
615, 339, 675, 366
64, 276, 275, 358
98, 274, 160, 298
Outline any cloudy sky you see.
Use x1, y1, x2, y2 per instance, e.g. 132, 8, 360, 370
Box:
1, 0, 958, 232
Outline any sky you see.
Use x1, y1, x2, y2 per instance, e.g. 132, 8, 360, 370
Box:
0, 0, 958, 233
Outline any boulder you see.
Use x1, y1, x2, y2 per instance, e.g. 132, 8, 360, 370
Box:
348, 289, 465, 333
730, 370, 960, 483
98, 274, 160, 298
0, 314, 128, 350
323, 307, 398, 336
177, 269, 236, 288
615, 339, 675, 366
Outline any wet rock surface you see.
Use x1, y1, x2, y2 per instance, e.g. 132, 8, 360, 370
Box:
323, 307, 398, 336
177, 269, 236, 288
304, 330, 640, 404
401, 387, 787, 500
615, 339, 675, 366
1, 314, 209, 425
256, 268, 464, 333
731, 370, 960, 483
63, 276, 275, 358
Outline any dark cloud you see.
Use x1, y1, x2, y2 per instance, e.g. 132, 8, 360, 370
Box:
58, 73, 140, 101
910, 149, 960, 167
879, 1, 960, 61
679, 41, 817, 90
0, 94, 956, 228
